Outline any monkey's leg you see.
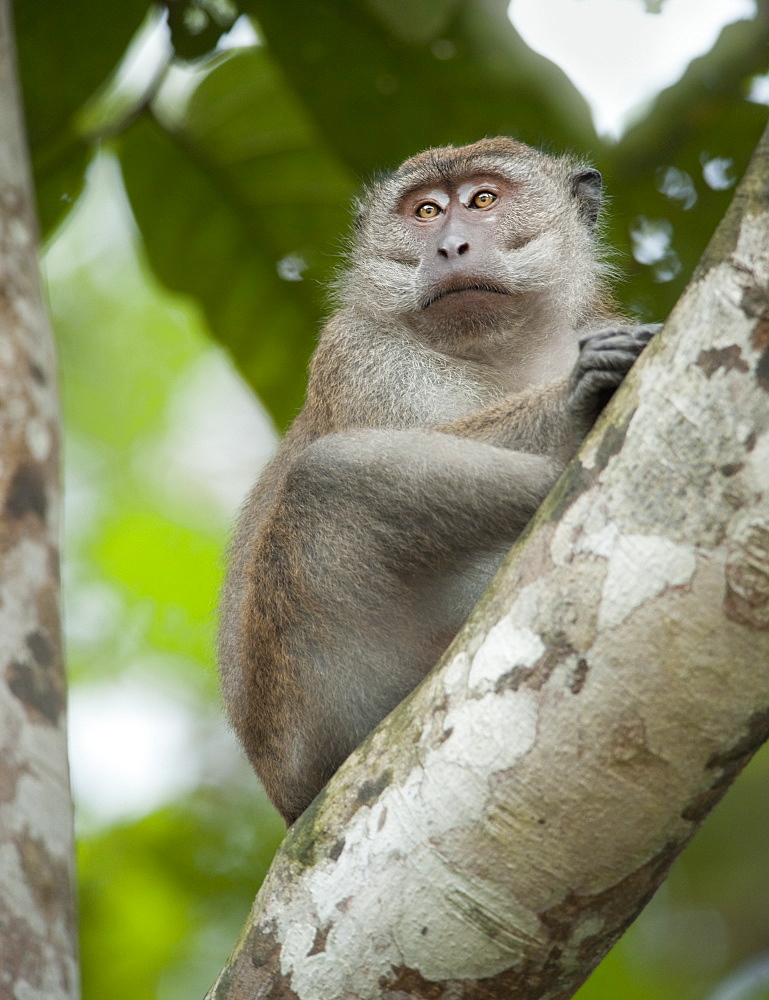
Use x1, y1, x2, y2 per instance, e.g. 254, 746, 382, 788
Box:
291, 426, 562, 567
276, 427, 561, 804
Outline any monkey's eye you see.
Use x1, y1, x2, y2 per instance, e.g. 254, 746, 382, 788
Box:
415, 202, 442, 219
471, 190, 497, 209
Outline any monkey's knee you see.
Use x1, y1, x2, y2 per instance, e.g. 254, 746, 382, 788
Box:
284, 432, 410, 539
285, 434, 376, 504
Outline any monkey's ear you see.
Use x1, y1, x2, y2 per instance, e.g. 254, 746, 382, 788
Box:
571, 168, 602, 227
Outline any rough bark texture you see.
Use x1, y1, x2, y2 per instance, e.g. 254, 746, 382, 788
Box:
206, 121, 769, 1000
0, 1, 79, 997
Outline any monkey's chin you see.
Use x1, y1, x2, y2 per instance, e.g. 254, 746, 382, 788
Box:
410, 288, 522, 347
420, 284, 510, 310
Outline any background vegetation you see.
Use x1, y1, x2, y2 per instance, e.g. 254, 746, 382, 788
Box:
12, 0, 769, 996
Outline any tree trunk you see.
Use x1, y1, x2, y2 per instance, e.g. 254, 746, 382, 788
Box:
206, 123, 769, 1000
0, 1, 78, 996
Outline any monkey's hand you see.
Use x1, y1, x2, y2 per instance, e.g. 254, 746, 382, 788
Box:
568, 324, 660, 434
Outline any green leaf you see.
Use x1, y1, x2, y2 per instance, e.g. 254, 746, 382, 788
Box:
239, 0, 598, 174
119, 48, 354, 425
13, 0, 150, 234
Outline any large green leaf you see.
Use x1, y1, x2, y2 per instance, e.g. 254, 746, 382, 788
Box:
119, 48, 354, 427
240, 0, 598, 173
13, 0, 150, 234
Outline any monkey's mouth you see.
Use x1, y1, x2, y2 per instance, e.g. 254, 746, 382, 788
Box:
421, 281, 510, 309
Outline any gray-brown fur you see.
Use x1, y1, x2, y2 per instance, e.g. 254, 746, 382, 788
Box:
219, 138, 657, 824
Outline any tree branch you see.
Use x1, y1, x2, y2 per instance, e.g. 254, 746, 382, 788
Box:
0, 0, 77, 995
207, 122, 769, 1000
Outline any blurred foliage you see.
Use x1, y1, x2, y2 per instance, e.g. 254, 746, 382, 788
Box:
11, 0, 769, 996
78, 791, 284, 1000
165, 0, 238, 60
119, 51, 353, 423
235, 0, 596, 165
13, 0, 148, 231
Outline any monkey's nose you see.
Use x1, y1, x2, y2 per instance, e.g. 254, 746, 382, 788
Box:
437, 237, 470, 259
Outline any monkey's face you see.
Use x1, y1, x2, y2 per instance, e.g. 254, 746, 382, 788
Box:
396, 173, 543, 340
342, 140, 609, 356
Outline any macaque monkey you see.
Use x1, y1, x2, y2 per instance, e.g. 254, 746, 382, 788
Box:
219, 137, 657, 824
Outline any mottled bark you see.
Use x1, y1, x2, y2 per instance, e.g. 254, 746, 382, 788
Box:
207, 123, 769, 1000
0, 1, 78, 997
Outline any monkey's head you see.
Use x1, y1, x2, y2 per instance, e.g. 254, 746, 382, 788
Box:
340, 138, 612, 352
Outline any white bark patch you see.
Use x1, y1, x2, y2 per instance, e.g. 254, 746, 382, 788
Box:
0, 842, 43, 934
8, 215, 31, 249
442, 650, 470, 698
735, 213, 769, 278
281, 922, 318, 970
468, 617, 545, 693
25, 418, 51, 462
0, 539, 49, 659
280, 687, 542, 996
441, 689, 538, 772
12, 774, 73, 860
550, 491, 610, 566
599, 534, 697, 629
744, 432, 769, 492
571, 914, 606, 946
578, 521, 620, 560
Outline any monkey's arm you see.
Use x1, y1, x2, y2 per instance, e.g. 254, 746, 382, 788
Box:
438, 379, 571, 456
437, 325, 658, 458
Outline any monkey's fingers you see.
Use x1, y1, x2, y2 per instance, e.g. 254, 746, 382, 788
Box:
578, 322, 662, 350
568, 367, 635, 424
570, 368, 628, 401
578, 345, 646, 372
579, 334, 655, 357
